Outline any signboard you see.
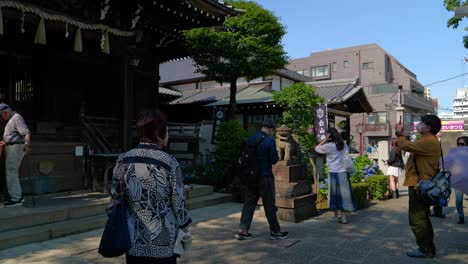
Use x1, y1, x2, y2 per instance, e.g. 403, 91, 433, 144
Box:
413, 120, 465, 132
211, 107, 226, 144
441, 120, 465, 132
314, 104, 328, 141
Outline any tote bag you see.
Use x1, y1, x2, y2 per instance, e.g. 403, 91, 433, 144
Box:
98, 163, 131, 257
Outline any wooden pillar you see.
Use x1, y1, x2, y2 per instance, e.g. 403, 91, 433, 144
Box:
122, 54, 134, 150
345, 116, 351, 144
153, 47, 160, 109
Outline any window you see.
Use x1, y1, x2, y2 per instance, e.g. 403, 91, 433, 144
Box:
296, 70, 304, 75
367, 112, 387, 124
362, 62, 374, 69
344, 60, 349, 68
366, 84, 398, 95
311, 65, 329, 78
386, 55, 390, 72
303, 69, 311, 77
331, 62, 337, 72
15, 79, 33, 102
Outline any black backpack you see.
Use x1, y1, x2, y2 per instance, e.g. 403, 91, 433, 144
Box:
238, 135, 266, 186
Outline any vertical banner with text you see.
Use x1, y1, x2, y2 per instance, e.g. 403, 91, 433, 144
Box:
211, 107, 226, 144
314, 104, 328, 141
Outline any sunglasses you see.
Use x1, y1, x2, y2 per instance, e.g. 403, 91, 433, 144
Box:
458, 142, 465, 146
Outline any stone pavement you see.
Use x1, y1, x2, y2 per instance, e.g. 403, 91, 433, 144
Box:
1, 188, 467, 264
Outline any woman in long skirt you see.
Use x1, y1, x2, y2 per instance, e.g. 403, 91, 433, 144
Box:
315, 127, 356, 224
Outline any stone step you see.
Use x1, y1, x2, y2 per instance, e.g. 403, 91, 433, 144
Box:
185, 184, 214, 199
187, 192, 232, 210
0, 214, 107, 250
0, 187, 230, 250
0, 193, 109, 232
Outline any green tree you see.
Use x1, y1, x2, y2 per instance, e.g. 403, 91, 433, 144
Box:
184, 0, 288, 119
272, 82, 324, 192
444, 0, 468, 48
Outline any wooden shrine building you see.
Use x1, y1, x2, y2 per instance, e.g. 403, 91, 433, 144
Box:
0, 0, 239, 194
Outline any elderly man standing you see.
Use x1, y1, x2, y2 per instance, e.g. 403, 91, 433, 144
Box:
0, 103, 30, 207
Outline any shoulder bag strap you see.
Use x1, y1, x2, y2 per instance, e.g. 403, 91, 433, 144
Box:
119, 161, 125, 205
414, 143, 445, 181
439, 143, 445, 171
254, 135, 266, 148
413, 155, 421, 181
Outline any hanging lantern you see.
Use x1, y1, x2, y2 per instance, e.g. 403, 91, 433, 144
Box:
101, 31, 110, 54
73, 28, 83, 53
33, 18, 46, 45
0, 8, 3, 36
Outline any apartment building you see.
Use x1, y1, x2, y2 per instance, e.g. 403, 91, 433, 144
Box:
453, 88, 468, 119
288, 43, 435, 148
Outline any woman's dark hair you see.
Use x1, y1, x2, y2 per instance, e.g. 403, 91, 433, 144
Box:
457, 136, 468, 145
136, 110, 167, 144
420, 114, 441, 135
327, 127, 344, 151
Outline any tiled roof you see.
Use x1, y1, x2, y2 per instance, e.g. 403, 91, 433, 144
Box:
159, 87, 182, 97
307, 78, 373, 113
205, 84, 273, 106
160, 58, 311, 84
169, 82, 270, 105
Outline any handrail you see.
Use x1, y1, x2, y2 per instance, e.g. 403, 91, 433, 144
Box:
80, 115, 112, 153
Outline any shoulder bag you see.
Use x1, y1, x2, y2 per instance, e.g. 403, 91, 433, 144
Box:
98, 162, 131, 257
344, 150, 356, 175
414, 146, 451, 207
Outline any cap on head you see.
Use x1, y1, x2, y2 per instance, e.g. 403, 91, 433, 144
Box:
261, 119, 275, 129
0, 103, 10, 112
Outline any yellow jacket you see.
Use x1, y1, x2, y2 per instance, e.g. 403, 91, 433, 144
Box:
396, 134, 441, 187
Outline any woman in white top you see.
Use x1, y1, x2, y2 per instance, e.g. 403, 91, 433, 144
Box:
315, 127, 356, 224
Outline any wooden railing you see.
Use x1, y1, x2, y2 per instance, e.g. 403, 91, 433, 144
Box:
80, 115, 117, 154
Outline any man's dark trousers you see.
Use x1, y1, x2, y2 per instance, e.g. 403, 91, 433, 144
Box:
239, 176, 280, 233
408, 187, 436, 256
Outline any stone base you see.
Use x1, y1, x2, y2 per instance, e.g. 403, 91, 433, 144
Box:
275, 181, 311, 198
258, 193, 317, 223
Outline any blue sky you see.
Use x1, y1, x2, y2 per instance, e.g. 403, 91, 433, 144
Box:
253, 0, 468, 113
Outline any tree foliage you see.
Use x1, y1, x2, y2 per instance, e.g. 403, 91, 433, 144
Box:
272, 82, 324, 153
184, 0, 288, 119
444, 0, 468, 48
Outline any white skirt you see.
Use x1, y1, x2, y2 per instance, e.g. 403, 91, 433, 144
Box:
387, 166, 402, 177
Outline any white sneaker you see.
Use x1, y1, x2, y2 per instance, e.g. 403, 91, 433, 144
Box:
340, 217, 349, 224
329, 216, 340, 222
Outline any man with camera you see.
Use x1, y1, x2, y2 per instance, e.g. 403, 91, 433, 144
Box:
394, 115, 442, 259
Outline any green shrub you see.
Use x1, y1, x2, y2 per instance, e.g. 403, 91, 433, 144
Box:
352, 182, 369, 209
184, 163, 224, 187
351, 155, 385, 183
365, 175, 388, 200
213, 120, 247, 189
318, 181, 328, 201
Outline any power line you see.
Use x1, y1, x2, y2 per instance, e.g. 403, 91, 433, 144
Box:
424, 72, 468, 87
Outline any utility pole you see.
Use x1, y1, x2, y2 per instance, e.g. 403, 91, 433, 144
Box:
395, 85, 405, 127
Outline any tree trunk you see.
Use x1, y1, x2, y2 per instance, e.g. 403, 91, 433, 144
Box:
227, 80, 237, 120
308, 157, 319, 196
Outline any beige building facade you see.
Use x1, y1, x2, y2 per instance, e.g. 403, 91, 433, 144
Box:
288, 43, 435, 152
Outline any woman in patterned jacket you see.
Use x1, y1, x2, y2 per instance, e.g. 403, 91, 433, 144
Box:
111, 110, 191, 264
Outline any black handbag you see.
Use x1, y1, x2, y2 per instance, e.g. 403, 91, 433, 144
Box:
98, 162, 131, 257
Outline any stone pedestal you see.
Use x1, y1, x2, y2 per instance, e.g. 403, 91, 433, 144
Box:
259, 161, 317, 223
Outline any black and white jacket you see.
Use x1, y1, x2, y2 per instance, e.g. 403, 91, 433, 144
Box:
111, 143, 191, 258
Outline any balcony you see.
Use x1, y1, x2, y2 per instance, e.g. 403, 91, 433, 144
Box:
364, 123, 388, 132
356, 122, 391, 137
401, 91, 435, 113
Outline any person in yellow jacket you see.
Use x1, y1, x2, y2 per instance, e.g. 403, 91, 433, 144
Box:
395, 114, 441, 259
